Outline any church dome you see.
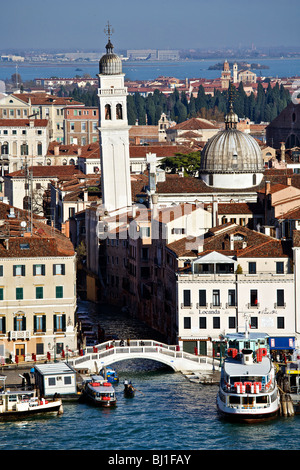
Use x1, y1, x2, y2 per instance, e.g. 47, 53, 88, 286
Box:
200, 128, 264, 174
200, 104, 263, 175
99, 39, 122, 75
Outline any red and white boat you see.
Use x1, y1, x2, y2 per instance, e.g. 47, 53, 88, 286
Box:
81, 375, 117, 407
216, 332, 280, 422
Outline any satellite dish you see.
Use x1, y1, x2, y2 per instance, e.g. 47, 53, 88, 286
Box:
20, 221, 27, 228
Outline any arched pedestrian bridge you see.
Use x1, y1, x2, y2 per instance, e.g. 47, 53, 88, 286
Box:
68, 339, 219, 373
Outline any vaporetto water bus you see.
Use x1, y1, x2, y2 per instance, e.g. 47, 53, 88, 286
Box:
216, 332, 280, 422
80, 375, 117, 407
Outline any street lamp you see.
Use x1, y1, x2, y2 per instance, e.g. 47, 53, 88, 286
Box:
48, 338, 57, 362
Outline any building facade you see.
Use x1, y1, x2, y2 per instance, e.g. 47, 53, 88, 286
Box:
0, 202, 77, 363
64, 106, 99, 145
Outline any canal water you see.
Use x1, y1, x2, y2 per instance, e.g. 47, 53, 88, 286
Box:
1, 301, 300, 451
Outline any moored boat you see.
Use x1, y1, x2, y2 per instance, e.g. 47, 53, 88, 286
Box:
0, 388, 63, 420
277, 360, 300, 414
216, 332, 280, 423
81, 375, 117, 407
101, 367, 119, 384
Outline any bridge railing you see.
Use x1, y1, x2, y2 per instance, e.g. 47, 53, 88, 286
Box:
68, 339, 218, 370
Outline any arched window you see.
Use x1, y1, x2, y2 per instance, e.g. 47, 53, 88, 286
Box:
12, 141, 17, 155
286, 134, 300, 149
253, 174, 257, 186
209, 174, 213, 186
20, 143, 28, 156
69, 158, 75, 165
37, 142, 42, 156
1, 142, 9, 155
105, 104, 111, 120
116, 103, 123, 120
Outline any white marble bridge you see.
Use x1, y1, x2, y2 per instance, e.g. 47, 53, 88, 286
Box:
68, 339, 219, 373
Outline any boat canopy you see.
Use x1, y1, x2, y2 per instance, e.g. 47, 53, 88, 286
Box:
225, 332, 269, 353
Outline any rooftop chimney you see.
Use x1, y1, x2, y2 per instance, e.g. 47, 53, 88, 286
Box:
280, 142, 286, 162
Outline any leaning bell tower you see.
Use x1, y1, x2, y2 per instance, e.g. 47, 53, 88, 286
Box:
97, 22, 132, 214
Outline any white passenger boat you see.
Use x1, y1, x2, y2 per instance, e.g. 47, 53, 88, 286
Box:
0, 388, 63, 420
81, 375, 117, 407
216, 332, 280, 422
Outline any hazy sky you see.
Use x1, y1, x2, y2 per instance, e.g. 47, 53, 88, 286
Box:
0, 0, 299, 51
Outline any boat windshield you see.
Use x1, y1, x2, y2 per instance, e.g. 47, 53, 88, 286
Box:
97, 393, 115, 398
230, 376, 265, 384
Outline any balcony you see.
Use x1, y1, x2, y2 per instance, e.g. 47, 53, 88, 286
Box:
181, 303, 192, 309
196, 303, 208, 309
98, 88, 127, 95
9, 330, 30, 341
274, 302, 286, 308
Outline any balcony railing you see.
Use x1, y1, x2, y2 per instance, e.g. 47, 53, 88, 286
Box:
9, 330, 30, 341
98, 88, 127, 95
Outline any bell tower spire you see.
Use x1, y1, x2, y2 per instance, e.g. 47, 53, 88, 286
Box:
225, 82, 238, 130
104, 21, 114, 54
97, 25, 132, 214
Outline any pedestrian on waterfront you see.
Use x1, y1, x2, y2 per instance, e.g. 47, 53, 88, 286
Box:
30, 367, 35, 379
127, 338, 130, 346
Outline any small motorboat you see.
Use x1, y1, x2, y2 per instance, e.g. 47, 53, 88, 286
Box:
124, 381, 135, 398
81, 375, 117, 407
101, 367, 119, 384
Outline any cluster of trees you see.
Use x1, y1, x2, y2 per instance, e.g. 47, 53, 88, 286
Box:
58, 79, 291, 126
126, 82, 291, 126
159, 152, 201, 176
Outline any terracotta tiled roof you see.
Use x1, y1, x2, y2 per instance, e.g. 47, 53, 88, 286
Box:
129, 144, 195, 159
0, 203, 74, 258
156, 174, 264, 195
217, 202, 264, 215
293, 230, 300, 247
13, 93, 84, 107
170, 117, 218, 130
0, 119, 48, 127
7, 166, 85, 179
167, 224, 292, 259
167, 237, 198, 258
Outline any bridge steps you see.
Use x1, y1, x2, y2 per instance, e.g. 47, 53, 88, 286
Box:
182, 370, 221, 385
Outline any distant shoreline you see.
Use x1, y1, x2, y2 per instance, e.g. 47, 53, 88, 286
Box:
0, 57, 300, 68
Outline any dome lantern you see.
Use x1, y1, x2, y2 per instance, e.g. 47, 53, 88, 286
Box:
199, 85, 264, 189
99, 21, 122, 75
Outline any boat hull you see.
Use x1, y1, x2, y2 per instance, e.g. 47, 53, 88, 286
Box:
217, 407, 279, 423
83, 393, 117, 407
216, 395, 280, 423
0, 402, 63, 420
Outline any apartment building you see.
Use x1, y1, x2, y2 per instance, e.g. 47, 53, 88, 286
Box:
0, 118, 49, 173
169, 223, 295, 356
0, 202, 77, 363
4, 165, 86, 216
64, 106, 99, 145
0, 93, 84, 142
